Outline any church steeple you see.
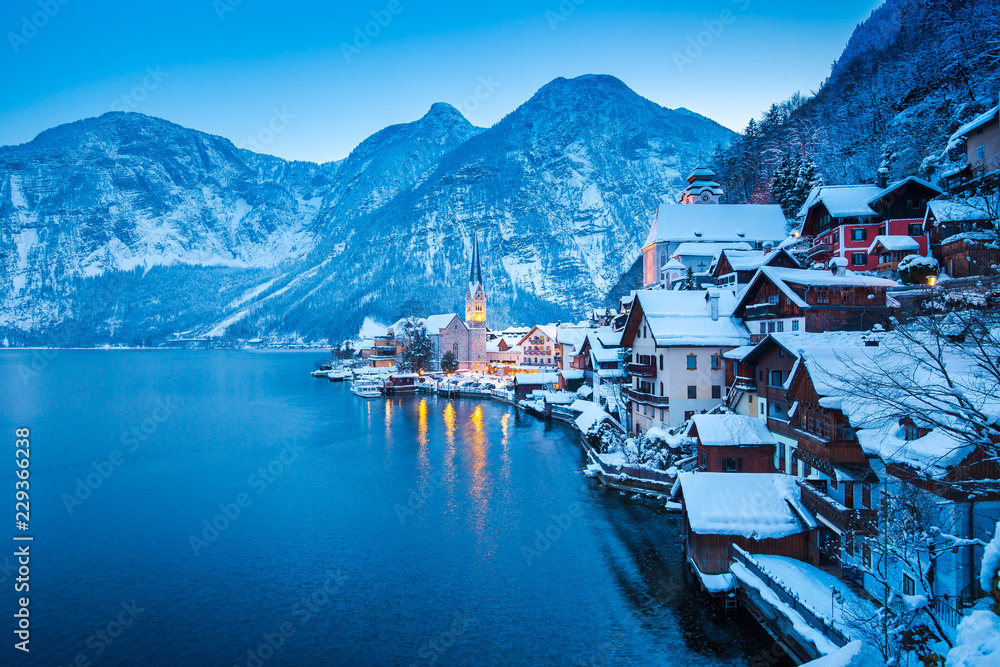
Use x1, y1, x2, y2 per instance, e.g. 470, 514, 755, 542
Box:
470, 231, 483, 287
465, 230, 487, 328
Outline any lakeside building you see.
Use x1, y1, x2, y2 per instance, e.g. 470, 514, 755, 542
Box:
690, 414, 777, 474
619, 289, 749, 432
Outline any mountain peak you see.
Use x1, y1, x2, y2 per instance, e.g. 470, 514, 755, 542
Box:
424, 102, 467, 122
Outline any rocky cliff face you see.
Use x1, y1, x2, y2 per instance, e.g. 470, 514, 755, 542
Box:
0, 75, 734, 345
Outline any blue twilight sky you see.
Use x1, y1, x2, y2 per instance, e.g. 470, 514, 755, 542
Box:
0, 0, 884, 163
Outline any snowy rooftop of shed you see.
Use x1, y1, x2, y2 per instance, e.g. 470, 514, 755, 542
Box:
692, 414, 776, 447
925, 198, 992, 224
750, 267, 897, 309
678, 473, 816, 538
950, 104, 999, 142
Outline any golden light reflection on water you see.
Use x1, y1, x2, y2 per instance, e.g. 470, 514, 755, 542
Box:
384, 398, 393, 455
417, 399, 430, 486
443, 402, 456, 491
466, 405, 491, 540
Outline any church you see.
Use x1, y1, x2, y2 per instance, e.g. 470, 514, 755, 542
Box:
399, 232, 490, 372
641, 165, 788, 289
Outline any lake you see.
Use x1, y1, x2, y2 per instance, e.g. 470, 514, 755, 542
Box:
0, 351, 784, 666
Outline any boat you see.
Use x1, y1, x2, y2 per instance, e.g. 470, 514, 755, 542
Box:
384, 373, 421, 394
311, 369, 332, 378
351, 378, 383, 398
327, 369, 352, 382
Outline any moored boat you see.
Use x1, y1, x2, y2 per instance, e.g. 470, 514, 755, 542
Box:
351, 378, 383, 398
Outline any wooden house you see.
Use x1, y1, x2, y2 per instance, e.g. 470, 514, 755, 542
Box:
690, 414, 776, 473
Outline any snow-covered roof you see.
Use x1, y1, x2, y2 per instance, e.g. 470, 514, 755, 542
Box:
517, 324, 558, 346
678, 473, 816, 538
743, 267, 898, 310
673, 242, 753, 258
571, 400, 620, 433
867, 235, 920, 253
692, 414, 776, 447
950, 104, 999, 142
798, 185, 883, 219
645, 203, 788, 248
424, 313, 460, 332
788, 334, 997, 478
635, 290, 750, 347
925, 198, 993, 225
556, 325, 592, 353
722, 345, 756, 361
514, 372, 561, 385
718, 250, 769, 272
867, 176, 943, 206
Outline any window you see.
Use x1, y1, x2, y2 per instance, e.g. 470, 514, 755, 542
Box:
845, 532, 855, 556
852, 228, 867, 242
776, 322, 784, 333
712, 385, 722, 399
830, 475, 838, 490
907, 199, 916, 210
769, 370, 782, 387
862, 483, 871, 509
725, 457, 743, 472
659, 355, 664, 371
759, 323, 766, 334
768, 294, 779, 305
768, 322, 776, 333
909, 223, 923, 237
902, 574, 915, 596
852, 252, 867, 266
660, 409, 665, 421
687, 355, 697, 370
832, 231, 839, 244
816, 288, 830, 304
792, 321, 800, 332
977, 145, 986, 162
687, 385, 697, 399
878, 226, 886, 236
711, 355, 721, 370
453, 343, 459, 354
659, 382, 664, 396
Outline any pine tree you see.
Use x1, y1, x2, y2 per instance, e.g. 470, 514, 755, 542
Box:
441, 350, 459, 375
681, 265, 696, 291
398, 318, 434, 374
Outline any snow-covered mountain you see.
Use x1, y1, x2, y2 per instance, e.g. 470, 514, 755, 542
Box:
0, 75, 734, 345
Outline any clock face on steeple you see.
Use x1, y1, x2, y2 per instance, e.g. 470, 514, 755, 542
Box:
701, 194, 711, 203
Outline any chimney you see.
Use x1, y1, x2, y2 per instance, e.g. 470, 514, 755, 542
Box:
830, 257, 847, 277
762, 241, 774, 256
707, 288, 720, 321
877, 167, 889, 189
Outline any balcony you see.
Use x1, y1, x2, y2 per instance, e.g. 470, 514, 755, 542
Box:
793, 428, 869, 465
623, 386, 670, 406
807, 242, 834, 259
627, 363, 656, 378
797, 480, 876, 534
745, 303, 779, 319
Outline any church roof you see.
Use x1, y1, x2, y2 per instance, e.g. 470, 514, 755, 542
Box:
469, 231, 484, 288
644, 204, 788, 248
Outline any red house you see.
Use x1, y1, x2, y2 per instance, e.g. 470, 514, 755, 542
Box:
690, 414, 776, 473
800, 177, 940, 272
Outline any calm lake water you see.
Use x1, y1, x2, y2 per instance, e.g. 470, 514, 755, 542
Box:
0, 351, 783, 666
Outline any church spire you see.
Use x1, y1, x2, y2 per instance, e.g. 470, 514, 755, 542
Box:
470, 229, 483, 287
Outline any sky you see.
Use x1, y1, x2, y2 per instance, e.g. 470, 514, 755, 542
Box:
0, 0, 885, 163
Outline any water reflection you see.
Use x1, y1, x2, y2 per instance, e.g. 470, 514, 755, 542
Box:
500, 412, 511, 485
466, 405, 490, 539
443, 402, 457, 502
417, 398, 430, 488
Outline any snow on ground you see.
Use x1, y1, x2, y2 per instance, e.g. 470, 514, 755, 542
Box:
688, 557, 735, 593
947, 610, 1000, 667
357, 317, 388, 340
731, 561, 842, 656
801, 641, 882, 666
752, 555, 876, 635
572, 399, 618, 434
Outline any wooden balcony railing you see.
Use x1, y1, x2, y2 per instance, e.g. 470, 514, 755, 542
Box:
623, 387, 670, 406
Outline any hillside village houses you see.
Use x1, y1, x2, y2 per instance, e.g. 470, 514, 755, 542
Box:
353, 126, 998, 658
